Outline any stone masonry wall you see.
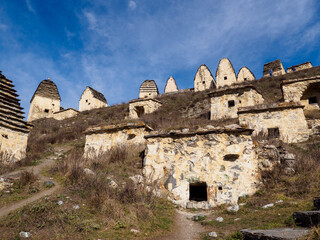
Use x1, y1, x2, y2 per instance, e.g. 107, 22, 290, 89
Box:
143, 129, 260, 208
0, 126, 28, 163
27, 95, 60, 122
216, 58, 237, 88
238, 104, 309, 143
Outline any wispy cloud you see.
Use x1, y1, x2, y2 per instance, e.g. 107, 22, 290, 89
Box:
128, 1, 137, 10
25, 0, 36, 13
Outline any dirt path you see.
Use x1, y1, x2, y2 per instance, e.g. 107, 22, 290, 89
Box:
0, 146, 70, 219
152, 209, 207, 240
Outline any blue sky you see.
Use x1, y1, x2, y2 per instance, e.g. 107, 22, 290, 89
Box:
0, 0, 320, 117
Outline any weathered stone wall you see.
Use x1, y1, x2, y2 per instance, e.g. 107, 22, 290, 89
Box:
129, 99, 162, 119
143, 128, 260, 208
287, 62, 312, 73
282, 77, 320, 110
164, 77, 178, 93
237, 67, 255, 83
238, 103, 309, 143
216, 58, 237, 88
53, 108, 78, 121
27, 95, 60, 122
0, 127, 28, 163
194, 65, 216, 92
210, 87, 264, 120
84, 122, 152, 157
79, 88, 107, 112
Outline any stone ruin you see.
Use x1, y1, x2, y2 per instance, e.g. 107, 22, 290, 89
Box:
164, 76, 178, 93
287, 62, 312, 73
236, 67, 255, 82
263, 59, 286, 77
215, 58, 237, 88
209, 85, 264, 120
0, 71, 30, 163
129, 98, 162, 119
238, 102, 309, 143
194, 65, 216, 92
27, 78, 61, 122
281, 75, 320, 111
79, 86, 108, 112
139, 80, 159, 99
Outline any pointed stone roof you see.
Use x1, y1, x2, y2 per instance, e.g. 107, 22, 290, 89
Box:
30, 78, 61, 103
194, 64, 216, 91
164, 76, 178, 93
139, 80, 159, 98
237, 67, 255, 82
0, 71, 30, 133
83, 86, 107, 104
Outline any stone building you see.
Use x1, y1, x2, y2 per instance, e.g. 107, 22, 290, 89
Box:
53, 108, 78, 121
287, 62, 312, 73
281, 75, 320, 111
143, 127, 260, 209
164, 76, 178, 93
194, 65, 216, 92
0, 71, 30, 163
263, 59, 286, 77
129, 98, 162, 119
139, 80, 159, 99
84, 122, 153, 157
236, 67, 255, 83
79, 86, 108, 112
216, 58, 237, 88
238, 102, 309, 143
209, 85, 264, 120
27, 78, 61, 122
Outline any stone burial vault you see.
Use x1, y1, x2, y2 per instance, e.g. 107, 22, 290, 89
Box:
139, 80, 159, 99
164, 76, 178, 94
143, 127, 261, 209
281, 75, 320, 111
209, 85, 264, 121
238, 102, 309, 143
194, 64, 216, 92
27, 78, 61, 122
0, 71, 30, 163
79, 86, 108, 112
53, 108, 79, 121
129, 98, 162, 119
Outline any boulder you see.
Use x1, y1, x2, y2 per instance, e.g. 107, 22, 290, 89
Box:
241, 228, 310, 240
293, 211, 320, 227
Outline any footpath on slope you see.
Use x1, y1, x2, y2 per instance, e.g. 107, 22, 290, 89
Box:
0, 146, 70, 219
152, 209, 207, 240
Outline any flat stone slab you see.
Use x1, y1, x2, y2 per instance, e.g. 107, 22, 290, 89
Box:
293, 211, 320, 227
241, 228, 310, 240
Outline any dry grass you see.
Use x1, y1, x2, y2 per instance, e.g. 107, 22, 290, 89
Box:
18, 170, 37, 188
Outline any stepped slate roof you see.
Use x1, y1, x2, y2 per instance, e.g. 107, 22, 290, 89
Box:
139, 80, 159, 94
0, 71, 30, 133
84, 87, 107, 104
30, 79, 61, 103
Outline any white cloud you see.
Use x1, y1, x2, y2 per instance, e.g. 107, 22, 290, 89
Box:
25, 0, 36, 13
128, 1, 137, 10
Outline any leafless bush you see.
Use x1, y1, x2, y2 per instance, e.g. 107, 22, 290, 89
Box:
19, 170, 37, 187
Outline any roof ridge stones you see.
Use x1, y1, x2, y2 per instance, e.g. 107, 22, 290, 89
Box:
84, 86, 107, 104
0, 72, 30, 133
30, 79, 61, 103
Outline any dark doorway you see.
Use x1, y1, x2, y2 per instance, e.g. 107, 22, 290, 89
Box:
189, 182, 207, 201
228, 100, 235, 108
309, 96, 317, 104
135, 106, 145, 118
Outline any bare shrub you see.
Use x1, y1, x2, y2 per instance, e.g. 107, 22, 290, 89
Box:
19, 170, 37, 187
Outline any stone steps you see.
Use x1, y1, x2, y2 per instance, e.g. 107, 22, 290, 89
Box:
241, 228, 311, 240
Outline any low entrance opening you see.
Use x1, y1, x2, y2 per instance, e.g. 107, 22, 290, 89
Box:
309, 96, 317, 104
268, 127, 280, 138
189, 182, 207, 201
135, 106, 145, 118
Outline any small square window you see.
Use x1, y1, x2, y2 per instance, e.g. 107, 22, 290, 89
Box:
2, 134, 8, 139
44, 109, 49, 113
309, 97, 317, 104
244, 77, 247, 81
202, 81, 205, 84
228, 100, 235, 108
218, 186, 223, 191
268, 128, 280, 138
224, 76, 227, 80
